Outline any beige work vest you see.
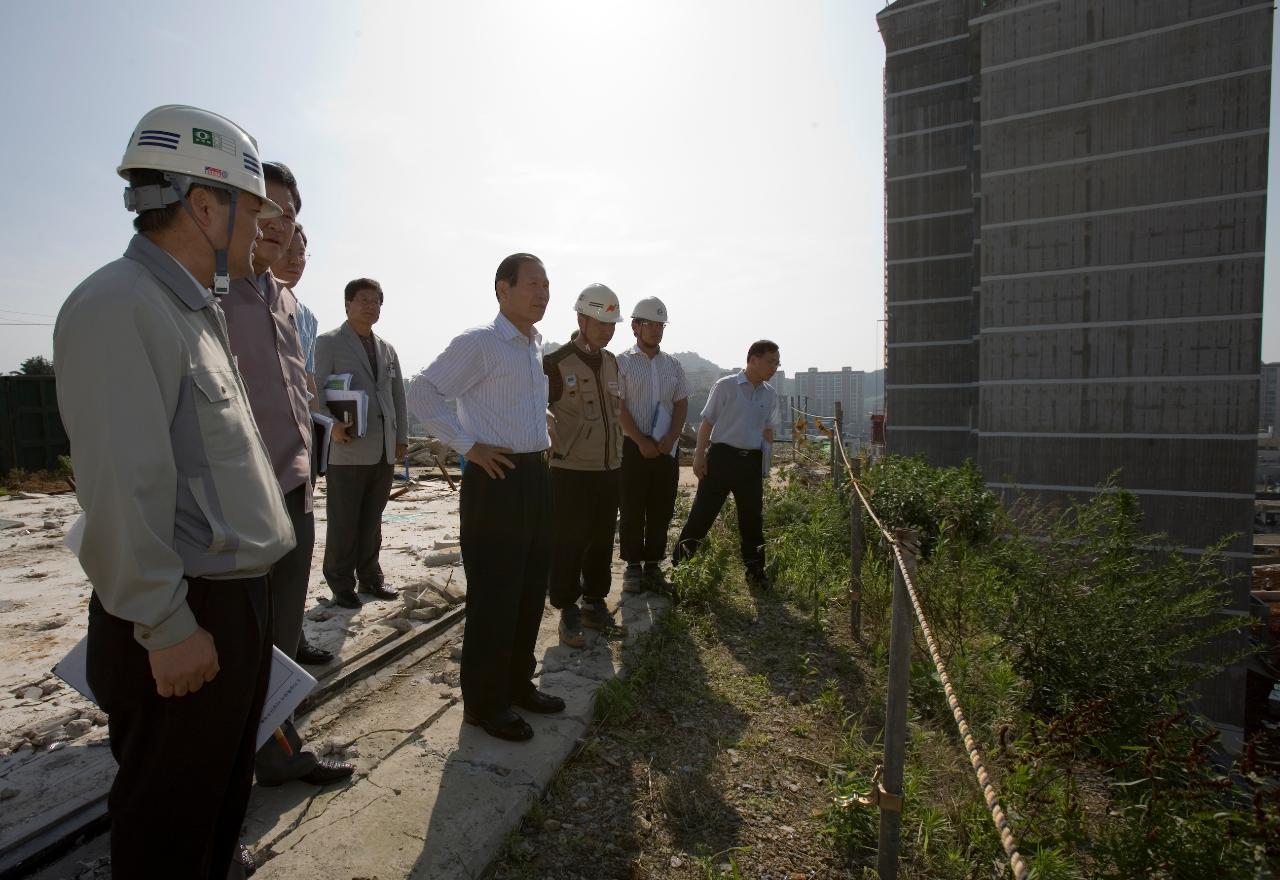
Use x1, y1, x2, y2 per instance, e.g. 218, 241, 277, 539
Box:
547, 343, 623, 471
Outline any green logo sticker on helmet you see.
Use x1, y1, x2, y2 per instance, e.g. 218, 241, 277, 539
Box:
192, 128, 238, 157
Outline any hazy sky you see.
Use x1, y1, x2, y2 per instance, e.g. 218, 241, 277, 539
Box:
0, 2, 1276, 376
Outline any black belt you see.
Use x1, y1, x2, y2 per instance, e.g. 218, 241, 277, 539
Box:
711, 443, 761, 457
507, 450, 549, 465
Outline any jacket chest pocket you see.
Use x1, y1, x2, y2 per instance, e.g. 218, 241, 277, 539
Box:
580, 388, 601, 422
189, 369, 252, 460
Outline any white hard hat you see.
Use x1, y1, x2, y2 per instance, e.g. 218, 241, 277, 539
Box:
118, 105, 280, 218
631, 296, 668, 323
574, 283, 624, 323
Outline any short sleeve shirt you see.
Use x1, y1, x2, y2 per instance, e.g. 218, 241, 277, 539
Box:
701, 371, 777, 451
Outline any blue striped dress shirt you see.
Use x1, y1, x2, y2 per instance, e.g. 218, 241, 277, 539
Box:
412, 313, 551, 455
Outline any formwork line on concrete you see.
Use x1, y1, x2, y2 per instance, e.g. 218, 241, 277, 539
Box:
980, 311, 1264, 333
888, 207, 974, 225
887, 296, 973, 307
982, 127, 1270, 178
875, 0, 946, 21
888, 425, 974, 432
983, 65, 1272, 126
968, 0, 1071, 26
886, 120, 972, 141
978, 373, 1259, 387
885, 383, 976, 390
886, 164, 969, 182
981, 251, 1264, 282
886, 338, 973, 348
886, 75, 973, 99
981, 190, 1267, 230
886, 251, 972, 266
885, 32, 967, 58
981, 2, 1275, 74
986, 481, 1255, 500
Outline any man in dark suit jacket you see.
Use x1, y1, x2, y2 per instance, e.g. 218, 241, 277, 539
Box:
314, 278, 409, 608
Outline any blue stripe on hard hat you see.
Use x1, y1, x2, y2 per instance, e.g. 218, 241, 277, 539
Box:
140, 129, 180, 141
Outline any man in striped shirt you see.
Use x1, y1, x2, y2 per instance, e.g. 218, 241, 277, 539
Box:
413, 254, 564, 742
616, 297, 689, 592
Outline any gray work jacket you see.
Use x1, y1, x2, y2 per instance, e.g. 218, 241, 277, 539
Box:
54, 235, 296, 650
314, 322, 408, 466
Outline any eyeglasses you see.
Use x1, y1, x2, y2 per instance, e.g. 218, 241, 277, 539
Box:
636, 320, 666, 328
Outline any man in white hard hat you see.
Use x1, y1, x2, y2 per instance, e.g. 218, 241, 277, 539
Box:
221, 162, 353, 790
54, 105, 295, 878
616, 296, 689, 592
413, 254, 564, 742
673, 340, 781, 589
543, 284, 626, 646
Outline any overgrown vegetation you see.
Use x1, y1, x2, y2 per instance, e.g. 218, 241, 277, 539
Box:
763, 454, 1279, 878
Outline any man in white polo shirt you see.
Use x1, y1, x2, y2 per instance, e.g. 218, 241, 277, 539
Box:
673, 340, 780, 588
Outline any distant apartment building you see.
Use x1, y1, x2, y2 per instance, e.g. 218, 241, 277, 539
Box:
879, 0, 1270, 724
1263, 363, 1280, 435
794, 367, 866, 440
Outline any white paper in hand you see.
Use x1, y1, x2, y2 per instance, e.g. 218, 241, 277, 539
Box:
54, 638, 316, 749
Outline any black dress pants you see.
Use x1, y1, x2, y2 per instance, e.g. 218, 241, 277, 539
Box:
549, 467, 620, 608
255, 484, 318, 782
618, 437, 679, 564
323, 459, 394, 594
459, 453, 551, 719
673, 443, 766, 571
87, 576, 271, 880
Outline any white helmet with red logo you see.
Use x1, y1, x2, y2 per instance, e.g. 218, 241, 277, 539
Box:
574, 283, 623, 323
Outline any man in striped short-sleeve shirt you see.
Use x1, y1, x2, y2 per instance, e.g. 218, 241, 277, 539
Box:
616, 296, 689, 592
412, 253, 564, 742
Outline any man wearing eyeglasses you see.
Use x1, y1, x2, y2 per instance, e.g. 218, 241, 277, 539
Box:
616, 297, 688, 593
222, 162, 353, 792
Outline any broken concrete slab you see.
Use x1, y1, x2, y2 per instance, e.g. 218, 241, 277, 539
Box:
251, 581, 669, 880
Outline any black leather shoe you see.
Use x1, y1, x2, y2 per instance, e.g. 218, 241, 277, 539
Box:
298, 758, 356, 785
330, 590, 361, 609
463, 709, 534, 741
234, 844, 256, 878
295, 640, 334, 665
358, 581, 398, 600
512, 688, 565, 714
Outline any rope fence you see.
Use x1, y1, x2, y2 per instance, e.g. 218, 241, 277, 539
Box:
789, 409, 1029, 880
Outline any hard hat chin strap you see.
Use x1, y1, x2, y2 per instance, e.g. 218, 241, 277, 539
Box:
171, 177, 238, 296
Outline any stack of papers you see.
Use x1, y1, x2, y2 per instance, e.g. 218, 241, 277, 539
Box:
650, 405, 677, 457
324, 374, 368, 438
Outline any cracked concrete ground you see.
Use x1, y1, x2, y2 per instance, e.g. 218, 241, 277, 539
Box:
250, 578, 668, 879
31, 570, 669, 880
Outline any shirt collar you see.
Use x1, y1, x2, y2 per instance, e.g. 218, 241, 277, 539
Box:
124, 234, 212, 311
495, 311, 542, 348
735, 370, 750, 385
